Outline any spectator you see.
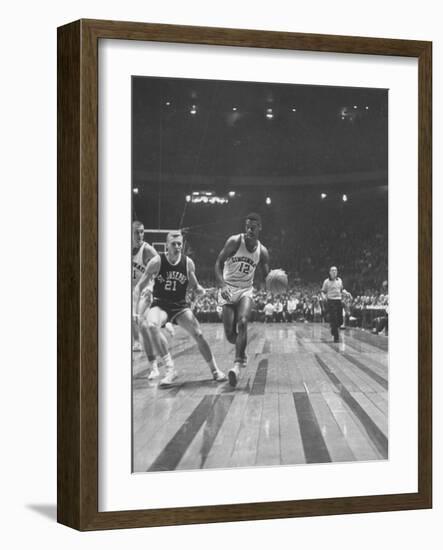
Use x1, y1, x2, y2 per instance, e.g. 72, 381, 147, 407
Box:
264, 301, 275, 323
287, 295, 298, 322
274, 300, 284, 323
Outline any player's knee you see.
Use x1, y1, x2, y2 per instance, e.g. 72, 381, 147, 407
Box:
238, 316, 248, 330
224, 326, 237, 343
226, 332, 237, 344
147, 320, 160, 331
193, 328, 203, 340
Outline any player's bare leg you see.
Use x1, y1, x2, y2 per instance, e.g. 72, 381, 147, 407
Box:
146, 307, 177, 386
228, 296, 253, 387
139, 292, 175, 338
133, 288, 150, 352
139, 320, 164, 379
137, 294, 161, 378
176, 310, 226, 381
235, 296, 253, 362
132, 318, 142, 352
222, 304, 237, 344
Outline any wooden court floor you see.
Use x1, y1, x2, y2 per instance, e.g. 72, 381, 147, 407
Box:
132, 322, 388, 472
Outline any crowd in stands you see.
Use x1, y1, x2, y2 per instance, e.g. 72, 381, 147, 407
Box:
189, 281, 388, 333
266, 204, 388, 293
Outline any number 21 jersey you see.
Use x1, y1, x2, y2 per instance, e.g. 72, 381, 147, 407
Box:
223, 234, 261, 289
153, 253, 189, 306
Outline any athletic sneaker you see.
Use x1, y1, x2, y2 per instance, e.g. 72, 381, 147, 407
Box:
159, 367, 177, 387
148, 364, 160, 380
165, 322, 175, 337
212, 368, 227, 382
228, 363, 240, 387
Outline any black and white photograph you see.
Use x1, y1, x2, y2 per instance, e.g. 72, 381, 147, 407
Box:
131, 75, 389, 473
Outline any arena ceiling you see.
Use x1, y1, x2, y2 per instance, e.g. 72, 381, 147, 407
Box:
132, 75, 388, 193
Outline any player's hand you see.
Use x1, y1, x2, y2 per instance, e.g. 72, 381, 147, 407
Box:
195, 285, 206, 297
220, 286, 232, 301
141, 288, 153, 303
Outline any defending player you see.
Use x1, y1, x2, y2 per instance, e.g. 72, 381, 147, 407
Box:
132, 222, 160, 373
215, 213, 270, 387
134, 231, 226, 386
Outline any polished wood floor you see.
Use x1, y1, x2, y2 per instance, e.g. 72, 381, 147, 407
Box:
132, 322, 388, 472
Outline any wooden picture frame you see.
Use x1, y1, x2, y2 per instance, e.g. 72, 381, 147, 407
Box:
57, 19, 432, 530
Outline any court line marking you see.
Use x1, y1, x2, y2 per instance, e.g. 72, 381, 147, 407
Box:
148, 394, 234, 471
314, 354, 388, 458
341, 353, 388, 390
292, 391, 331, 464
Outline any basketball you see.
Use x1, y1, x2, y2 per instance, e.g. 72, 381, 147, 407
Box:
266, 269, 288, 294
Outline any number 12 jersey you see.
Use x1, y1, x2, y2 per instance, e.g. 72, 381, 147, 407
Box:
223, 234, 261, 289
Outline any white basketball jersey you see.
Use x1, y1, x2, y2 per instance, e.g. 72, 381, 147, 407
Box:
223, 234, 261, 289
132, 242, 155, 286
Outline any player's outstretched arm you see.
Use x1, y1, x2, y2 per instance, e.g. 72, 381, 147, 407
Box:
187, 258, 204, 295
133, 255, 161, 309
258, 245, 271, 283
214, 235, 241, 288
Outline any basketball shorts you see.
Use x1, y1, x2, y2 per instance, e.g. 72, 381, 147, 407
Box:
218, 284, 254, 307
150, 299, 191, 325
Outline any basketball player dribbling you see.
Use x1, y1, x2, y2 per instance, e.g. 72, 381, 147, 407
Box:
215, 213, 270, 387
134, 231, 226, 387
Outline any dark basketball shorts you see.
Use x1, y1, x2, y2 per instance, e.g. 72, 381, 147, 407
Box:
150, 299, 191, 326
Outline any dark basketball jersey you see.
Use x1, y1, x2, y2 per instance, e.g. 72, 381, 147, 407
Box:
153, 253, 189, 306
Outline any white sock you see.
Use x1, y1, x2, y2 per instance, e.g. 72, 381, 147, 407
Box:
207, 355, 218, 372
161, 353, 174, 369
149, 358, 158, 369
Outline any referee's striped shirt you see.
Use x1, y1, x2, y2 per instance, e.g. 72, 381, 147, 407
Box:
322, 277, 343, 300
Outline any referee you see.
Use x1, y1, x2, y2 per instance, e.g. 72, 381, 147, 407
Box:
321, 266, 352, 343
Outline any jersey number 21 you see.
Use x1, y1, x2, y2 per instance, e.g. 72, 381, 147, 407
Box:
165, 280, 177, 291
